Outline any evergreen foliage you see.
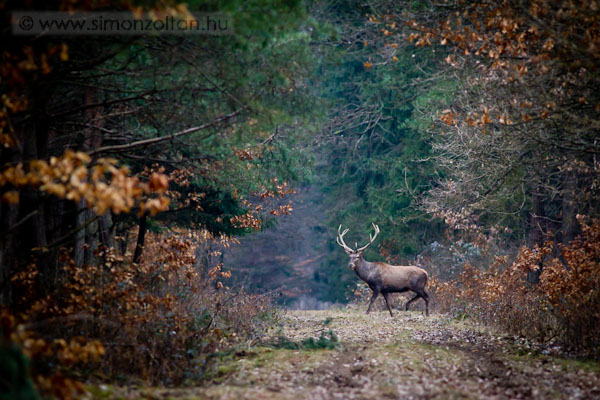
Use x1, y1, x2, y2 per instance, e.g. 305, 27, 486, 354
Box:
309, 0, 449, 302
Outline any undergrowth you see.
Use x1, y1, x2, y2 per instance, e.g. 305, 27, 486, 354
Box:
2, 230, 280, 398
430, 218, 600, 358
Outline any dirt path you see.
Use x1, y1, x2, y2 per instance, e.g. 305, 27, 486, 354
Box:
95, 307, 600, 399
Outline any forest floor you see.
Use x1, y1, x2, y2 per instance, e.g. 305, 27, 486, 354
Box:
92, 307, 600, 399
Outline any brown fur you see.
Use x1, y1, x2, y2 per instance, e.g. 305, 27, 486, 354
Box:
337, 224, 429, 317
352, 258, 429, 317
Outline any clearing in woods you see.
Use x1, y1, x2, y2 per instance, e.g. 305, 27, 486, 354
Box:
94, 307, 600, 399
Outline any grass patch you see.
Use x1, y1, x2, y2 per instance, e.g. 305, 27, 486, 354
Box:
265, 317, 340, 350
509, 352, 600, 373
267, 329, 339, 350
556, 357, 600, 373
86, 385, 115, 400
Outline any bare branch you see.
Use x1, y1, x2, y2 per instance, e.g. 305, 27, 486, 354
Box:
89, 110, 241, 156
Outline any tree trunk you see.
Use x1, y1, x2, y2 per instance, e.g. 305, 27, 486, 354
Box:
73, 200, 86, 266
527, 184, 545, 284
80, 87, 105, 265
98, 213, 114, 250
20, 109, 51, 280
0, 201, 19, 304
561, 170, 577, 245
83, 214, 98, 266
133, 213, 147, 264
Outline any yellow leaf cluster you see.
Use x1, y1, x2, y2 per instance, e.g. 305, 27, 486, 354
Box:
0, 149, 169, 215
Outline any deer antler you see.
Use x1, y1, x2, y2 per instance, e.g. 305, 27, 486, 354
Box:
356, 223, 380, 252
336, 224, 354, 253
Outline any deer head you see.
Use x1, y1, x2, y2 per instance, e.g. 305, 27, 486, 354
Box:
336, 223, 380, 270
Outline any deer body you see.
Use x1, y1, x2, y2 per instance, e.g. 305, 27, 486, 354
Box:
337, 224, 429, 317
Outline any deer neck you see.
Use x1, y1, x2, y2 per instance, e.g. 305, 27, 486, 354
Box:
353, 257, 379, 284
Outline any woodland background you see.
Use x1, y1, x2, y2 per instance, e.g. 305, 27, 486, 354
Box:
1, 0, 600, 398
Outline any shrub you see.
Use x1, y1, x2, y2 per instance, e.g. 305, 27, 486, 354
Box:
4, 230, 280, 398
431, 218, 600, 357
430, 257, 551, 339
540, 218, 600, 354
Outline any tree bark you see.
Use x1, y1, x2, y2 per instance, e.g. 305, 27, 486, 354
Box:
527, 184, 545, 284
0, 201, 19, 304
84, 216, 98, 266
133, 213, 147, 264
21, 105, 51, 280
73, 200, 86, 266
98, 213, 114, 250
561, 170, 577, 245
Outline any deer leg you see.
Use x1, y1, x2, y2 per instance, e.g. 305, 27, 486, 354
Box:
382, 292, 394, 317
405, 293, 420, 311
366, 289, 380, 314
418, 289, 430, 316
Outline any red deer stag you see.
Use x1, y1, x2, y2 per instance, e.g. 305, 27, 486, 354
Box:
336, 223, 429, 317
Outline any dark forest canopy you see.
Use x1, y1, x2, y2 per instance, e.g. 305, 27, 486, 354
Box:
1, 0, 600, 397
